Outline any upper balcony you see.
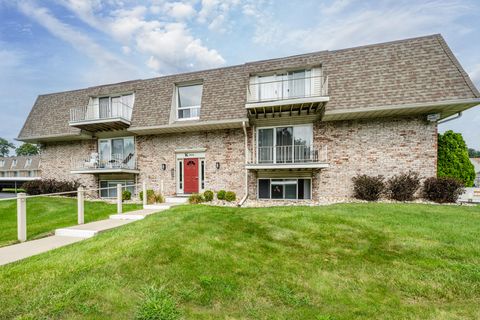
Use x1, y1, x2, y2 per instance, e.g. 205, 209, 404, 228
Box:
246, 70, 329, 118
69, 95, 134, 132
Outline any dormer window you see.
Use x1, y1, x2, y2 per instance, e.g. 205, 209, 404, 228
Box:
176, 84, 203, 120
0, 160, 4, 167
25, 158, 32, 168
11, 159, 17, 168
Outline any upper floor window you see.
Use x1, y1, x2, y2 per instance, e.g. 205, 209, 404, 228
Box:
11, 159, 17, 168
0, 160, 4, 167
25, 158, 32, 168
87, 93, 134, 121
177, 84, 203, 120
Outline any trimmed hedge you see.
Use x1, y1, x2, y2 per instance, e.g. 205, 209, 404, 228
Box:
352, 175, 385, 201
203, 190, 214, 202
217, 190, 226, 200
387, 171, 421, 201
122, 190, 132, 201
188, 193, 204, 204
422, 177, 464, 203
23, 179, 80, 196
225, 191, 236, 202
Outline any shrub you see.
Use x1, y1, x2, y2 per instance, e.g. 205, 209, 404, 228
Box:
122, 190, 132, 201
386, 171, 421, 201
23, 179, 80, 196
352, 175, 385, 201
155, 193, 165, 203
135, 286, 180, 320
140, 189, 156, 204
188, 193, 204, 204
225, 191, 236, 202
422, 177, 464, 203
203, 190, 214, 202
217, 190, 226, 200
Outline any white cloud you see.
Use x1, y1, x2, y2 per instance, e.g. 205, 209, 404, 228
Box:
197, 0, 240, 33
321, 0, 354, 15
59, 0, 226, 74
164, 2, 196, 20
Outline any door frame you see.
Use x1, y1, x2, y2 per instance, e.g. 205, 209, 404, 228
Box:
175, 151, 205, 194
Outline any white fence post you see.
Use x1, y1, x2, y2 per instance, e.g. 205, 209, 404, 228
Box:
160, 180, 164, 195
78, 186, 84, 224
17, 193, 27, 242
142, 181, 147, 208
117, 184, 123, 214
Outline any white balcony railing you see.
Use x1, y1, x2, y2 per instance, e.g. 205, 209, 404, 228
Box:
72, 153, 137, 171
247, 75, 328, 103
256, 145, 328, 164
70, 101, 133, 123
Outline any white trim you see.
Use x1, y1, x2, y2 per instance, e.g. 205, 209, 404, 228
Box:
176, 152, 206, 159
176, 156, 205, 194
71, 168, 140, 174
176, 83, 203, 121
246, 163, 328, 170
246, 96, 329, 109
257, 178, 312, 200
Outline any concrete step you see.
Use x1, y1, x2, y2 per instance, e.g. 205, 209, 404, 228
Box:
109, 214, 145, 221
143, 204, 174, 210
55, 219, 133, 238
165, 197, 189, 204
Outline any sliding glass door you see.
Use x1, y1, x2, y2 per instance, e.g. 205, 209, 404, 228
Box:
98, 137, 135, 169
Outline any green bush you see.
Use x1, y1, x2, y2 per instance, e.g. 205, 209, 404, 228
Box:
352, 175, 385, 201
422, 177, 464, 203
217, 190, 226, 200
188, 193, 204, 204
140, 189, 156, 204
225, 191, 236, 202
155, 193, 165, 203
135, 286, 180, 320
386, 171, 421, 201
203, 190, 214, 202
122, 190, 132, 201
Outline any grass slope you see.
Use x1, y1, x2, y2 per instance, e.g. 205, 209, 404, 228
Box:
0, 203, 479, 319
0, 197, 142, 247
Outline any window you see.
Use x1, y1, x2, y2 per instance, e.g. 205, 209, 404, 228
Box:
258, 178, 311, 200
98, 137, 135, 169
89, 93, 134, 120
11, 160, 17, 168
25, 158, 32, 168
100, 180, 135, 198
200, 159, 205, 189
257, 125, 313, 163
177, 84, 203, 120
0, 160, 4, 167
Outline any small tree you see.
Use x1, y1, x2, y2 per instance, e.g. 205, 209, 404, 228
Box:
437, 131, 475, 187
16, 143, 39, 156
0, 138, 15, 157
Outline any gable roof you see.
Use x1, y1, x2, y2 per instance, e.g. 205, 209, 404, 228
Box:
18, 34, 480, 142
0, 156, 40, 171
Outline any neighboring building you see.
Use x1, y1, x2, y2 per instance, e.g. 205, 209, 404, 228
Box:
0, 156, 41, 191
17, 34, 480, 202
471, 158, 480, 187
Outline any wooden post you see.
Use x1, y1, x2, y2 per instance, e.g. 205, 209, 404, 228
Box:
17, 193, 26, 242
117, 184, 123, 214
142, 181, 147, 208
77, 186, 84, 224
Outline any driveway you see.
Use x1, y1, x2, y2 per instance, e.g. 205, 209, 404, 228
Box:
0, 192, 16, 199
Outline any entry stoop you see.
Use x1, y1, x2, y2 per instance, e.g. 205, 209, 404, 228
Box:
165, 196, 189, 204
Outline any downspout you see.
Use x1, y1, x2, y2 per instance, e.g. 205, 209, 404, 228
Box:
438, 112, 462, 124
239, 121, 249, 206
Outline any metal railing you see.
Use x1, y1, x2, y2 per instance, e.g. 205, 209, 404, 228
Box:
247, 75, 328, 103
72, 153, 137, 171
70, 101, 133, 123
256, 145, 328, 164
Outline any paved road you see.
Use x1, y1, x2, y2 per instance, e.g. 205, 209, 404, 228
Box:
0, 192, 16, 199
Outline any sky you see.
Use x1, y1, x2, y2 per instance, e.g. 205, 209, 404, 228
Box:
0, 0, 479, 149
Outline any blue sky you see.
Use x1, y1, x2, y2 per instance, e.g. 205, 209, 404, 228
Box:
0, 0, 479, 149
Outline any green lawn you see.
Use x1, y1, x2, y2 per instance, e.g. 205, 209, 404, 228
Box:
0, 203, 479, 319
0, 197, 142, 247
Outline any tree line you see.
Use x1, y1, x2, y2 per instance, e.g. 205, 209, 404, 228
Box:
0, 137, 39, 157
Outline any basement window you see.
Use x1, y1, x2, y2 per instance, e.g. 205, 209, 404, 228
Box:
258, 178, 311, 200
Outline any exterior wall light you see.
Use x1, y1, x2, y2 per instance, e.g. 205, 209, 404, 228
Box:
162, 164, 166, 170
216, 162, 220, 170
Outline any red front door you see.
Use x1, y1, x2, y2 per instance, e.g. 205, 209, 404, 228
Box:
183, 158, 199, 193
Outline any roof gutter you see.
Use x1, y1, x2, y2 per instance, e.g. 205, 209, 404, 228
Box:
438, 112, 462, 124
238, 121, 249, 207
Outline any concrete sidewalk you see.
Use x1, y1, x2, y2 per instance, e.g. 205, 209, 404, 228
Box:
0, 207, 165, 266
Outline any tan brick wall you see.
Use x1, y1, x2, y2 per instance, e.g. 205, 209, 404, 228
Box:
136, 129, 247, 198
312, 116, 437, 199
39, 140, 98, 190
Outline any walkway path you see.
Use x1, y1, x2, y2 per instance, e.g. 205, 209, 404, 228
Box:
0, 205, 175, 266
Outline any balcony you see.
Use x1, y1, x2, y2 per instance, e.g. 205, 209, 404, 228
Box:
69, 101, 133, 132
71, 152, 139, 174
246, 145, 329, 170
246, 75, 329, 118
